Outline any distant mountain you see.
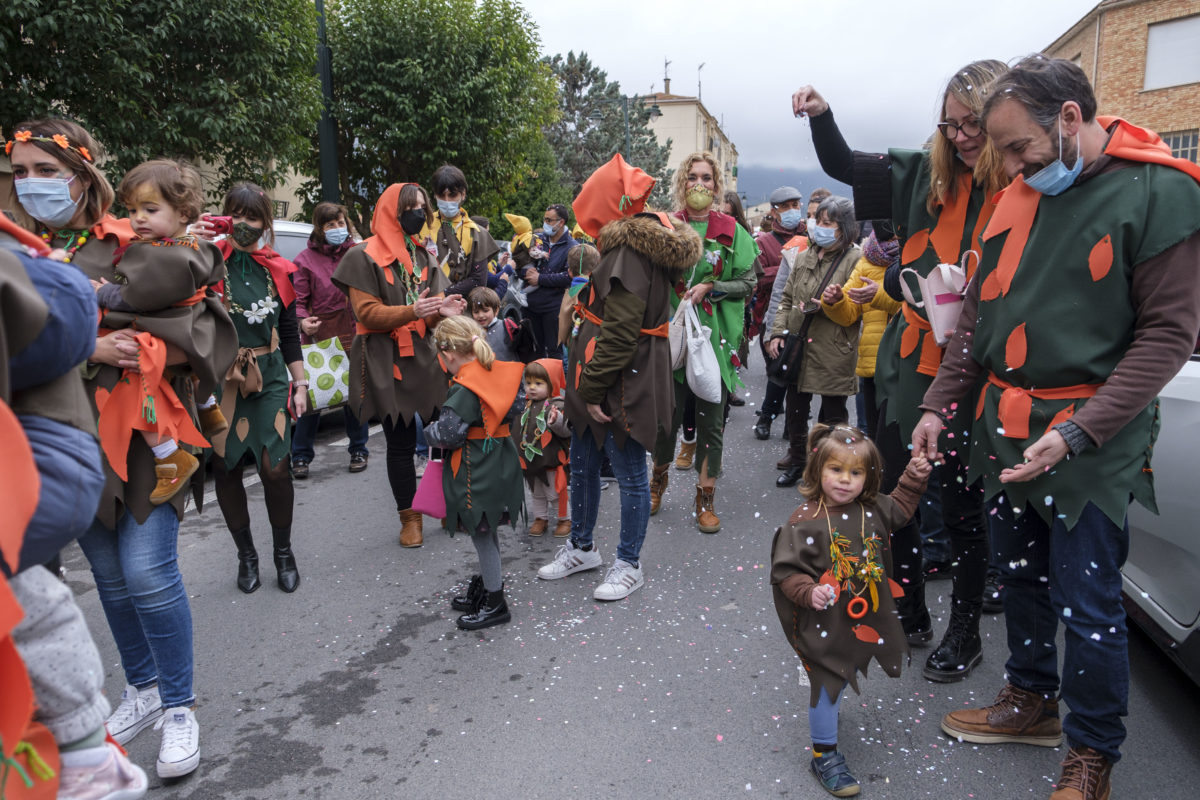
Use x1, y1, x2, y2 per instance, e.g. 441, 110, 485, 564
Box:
735, 163, 849, 206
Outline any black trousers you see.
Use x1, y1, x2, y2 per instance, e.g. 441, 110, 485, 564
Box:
785, 386, 849, 466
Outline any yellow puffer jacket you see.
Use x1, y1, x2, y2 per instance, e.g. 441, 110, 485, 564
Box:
820, 256, 901, 377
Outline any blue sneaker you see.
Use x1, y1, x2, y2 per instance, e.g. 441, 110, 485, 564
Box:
810, 751, 861, 797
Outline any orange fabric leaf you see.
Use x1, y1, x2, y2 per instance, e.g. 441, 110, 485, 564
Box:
853, 624, 881, 644
574, 363, 582, 389
393, 363, 403, 381
888, 578, 904, 598
997, 387, 1032, 440
980, 269, 1002, 302
899, 323, 920, 359
981, 179, 1041, 299
927, 173, 972, 264
1088, 235, 1113, 282
1005, 324, 1028, 371
916, 327, 944, 377
0, 401, 39, 573
901, 228, 930, 266
1046, 403, 1076, 434
819, 571, 838, 589
584, 338, 597, 363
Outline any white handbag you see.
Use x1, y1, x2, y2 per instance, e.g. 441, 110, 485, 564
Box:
899, 250, 978, 347
667, 300, 689, 371
683, 301, 723, 403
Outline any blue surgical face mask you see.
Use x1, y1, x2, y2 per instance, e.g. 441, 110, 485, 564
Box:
809, 224, 838, 248
15, 175, 82, 229
542, 221, 557, 237
437, 199, 460, 219
778, 208, 804, 230
1024, 122, 1083, 196
325, 226, 349, 245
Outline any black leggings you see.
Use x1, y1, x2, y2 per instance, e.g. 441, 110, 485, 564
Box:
785, 387, 849, 465
213, 448, 293, 533
383, 415, 418, 513
877, 403, 988, 608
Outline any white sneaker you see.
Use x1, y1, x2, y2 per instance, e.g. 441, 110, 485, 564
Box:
537, 540, 602, 580
106, 684, 162, 746
414, 454, 428, 478
593, 559, 644, 601
154, 706, 200, 778
58, 741, 148, 800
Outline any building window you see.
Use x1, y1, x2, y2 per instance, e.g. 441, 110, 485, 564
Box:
272, 200, 289, 219
1162, 129, 1199, 163
1144, 15, 1200, 91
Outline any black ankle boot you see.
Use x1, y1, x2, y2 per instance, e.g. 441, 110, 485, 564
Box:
923, 598, 983, 682
897, 580, 933, 646
451, 575, 485, 612
456, 589, 510, 630
776, 465, 804, 488
271, 527, 300, 593
754, 413, 773, 440
230, 528, 260, 594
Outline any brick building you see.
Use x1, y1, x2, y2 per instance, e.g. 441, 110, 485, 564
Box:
1045, 0, 1200, 161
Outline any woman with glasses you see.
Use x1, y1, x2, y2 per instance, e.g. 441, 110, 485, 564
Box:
790, 61, 1010, 686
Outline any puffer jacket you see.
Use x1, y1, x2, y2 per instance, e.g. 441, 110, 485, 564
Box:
820, 255, 901, 377
769, 243, 861, 395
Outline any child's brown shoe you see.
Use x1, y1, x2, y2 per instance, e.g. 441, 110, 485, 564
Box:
528, 518, 548, 536
198, 405, 228, 437
553, 518, 571, 538
150, 449, 200, 505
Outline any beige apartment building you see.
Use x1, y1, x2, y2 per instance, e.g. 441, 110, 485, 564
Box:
1046, 0, 1200, 161
647, 78, 739, 193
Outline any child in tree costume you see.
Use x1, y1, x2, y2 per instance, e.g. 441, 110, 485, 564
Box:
514, 358, 570, 537
771, 424, 930, 797
425, 316, 525, 631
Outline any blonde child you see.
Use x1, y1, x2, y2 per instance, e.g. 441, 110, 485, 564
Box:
770, 424, 930, 797
93, 159, 228, 505
426, 315, 526, 630
516, 358, 571, 537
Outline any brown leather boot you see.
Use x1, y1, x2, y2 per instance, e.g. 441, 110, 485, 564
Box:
940, 683, 1063, 747
399, 509, 424, 548
649, 464, 670, 515
674, 439, 696, 470
1049, 746, 1112, 800
528, 518, 548, 536
695, 485, 720, 533
553, 518, 571, 538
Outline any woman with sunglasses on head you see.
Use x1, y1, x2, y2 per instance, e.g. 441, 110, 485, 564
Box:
791, 60, 1010, 684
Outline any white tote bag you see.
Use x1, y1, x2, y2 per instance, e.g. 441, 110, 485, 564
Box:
667, 300, 689, 371
683, 302, 723, 403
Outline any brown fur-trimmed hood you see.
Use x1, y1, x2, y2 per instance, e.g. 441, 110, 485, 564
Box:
597, 214, 703, 281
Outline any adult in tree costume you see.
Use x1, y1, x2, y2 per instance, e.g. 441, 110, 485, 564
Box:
793, 59, 1011, 682
332, 182, 464, 547
914, 56, 1200, 800
649, 151, 757, 534
537, 155, 703, 602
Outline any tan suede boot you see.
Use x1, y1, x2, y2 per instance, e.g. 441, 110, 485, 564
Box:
150, 449, 200, 505
649, 464, 670, 515
674, 439, 696, 470
695, 485, 720, 533
399, 509, 424, 548
528, 518, 548, 536
198, 405, 228, 436
1049, 746, 1112, 800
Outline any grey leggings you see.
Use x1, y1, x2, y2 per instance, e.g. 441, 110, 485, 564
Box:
471, 522, 503, 592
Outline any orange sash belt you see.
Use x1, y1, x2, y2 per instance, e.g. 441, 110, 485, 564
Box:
573, 303, 669, 338
899, 304, 944, 377
449, 423, 512, 477
979, 372, 1103, 440
356, 319, 428, 380
172, 287, 209, 307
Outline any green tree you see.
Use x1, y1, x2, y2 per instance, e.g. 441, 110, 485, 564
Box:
488, 137, 573, 243
307, 0, 558, 234
0, 0, 323, 197
543, 51, 672, 202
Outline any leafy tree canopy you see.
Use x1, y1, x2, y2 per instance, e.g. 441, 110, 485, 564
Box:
0, 0, 323, 199
307, 0, 558, 234
543, 51, 672, 204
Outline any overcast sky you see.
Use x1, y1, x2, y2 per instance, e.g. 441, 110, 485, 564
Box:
523, 0, 1101, 170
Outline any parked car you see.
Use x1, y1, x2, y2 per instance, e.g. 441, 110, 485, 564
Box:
1124, 353, 1200, 685
272, 219, 314, 262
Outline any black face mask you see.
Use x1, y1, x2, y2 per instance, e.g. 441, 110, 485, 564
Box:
231, 221, 263, 248
400, 208, 426, 236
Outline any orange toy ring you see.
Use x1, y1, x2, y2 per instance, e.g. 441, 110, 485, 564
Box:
846, 596, 868, 619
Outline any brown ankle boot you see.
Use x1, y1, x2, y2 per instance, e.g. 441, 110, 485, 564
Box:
1049, 746, 1112, 800
198, 405, 228, 436
695, 485, 720, 533
150, 449, 200, 505
649, 464, 670, 515
674, 439, 696, 470
399, 509, 424, 547
940, 682, 1063, 747
528, 518, 548, 536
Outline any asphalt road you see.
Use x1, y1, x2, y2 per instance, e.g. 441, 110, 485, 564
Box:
65, 361, 1200, 799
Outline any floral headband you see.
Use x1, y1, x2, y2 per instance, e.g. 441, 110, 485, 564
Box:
5, 130, 93, 162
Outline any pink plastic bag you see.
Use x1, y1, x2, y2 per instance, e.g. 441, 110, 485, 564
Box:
410, 459, 446, 518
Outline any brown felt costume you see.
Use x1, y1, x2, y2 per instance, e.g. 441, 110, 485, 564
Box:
770, 472, 924, 705
332, 183, 450, 427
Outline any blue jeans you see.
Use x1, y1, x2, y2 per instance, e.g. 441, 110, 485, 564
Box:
569, 429, 649, 565
78, 505, 195, 709
991, 497, 1129, 762
415, 414, 428, 457
291, 407, 369, 462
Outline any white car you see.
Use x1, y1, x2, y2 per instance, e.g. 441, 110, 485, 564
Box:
271, 219, 314, 262
1124, 354, 1200, 685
